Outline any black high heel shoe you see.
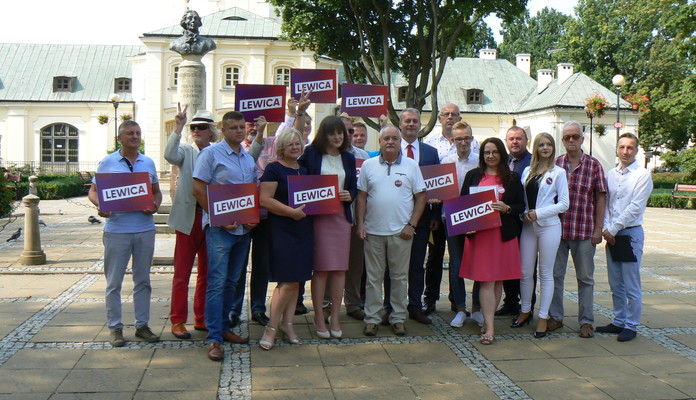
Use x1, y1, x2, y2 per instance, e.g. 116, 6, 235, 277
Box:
534, 318, 548, 338
511, 312, 532, 328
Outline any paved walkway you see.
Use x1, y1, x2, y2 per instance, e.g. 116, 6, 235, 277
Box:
1, 193, 696, 400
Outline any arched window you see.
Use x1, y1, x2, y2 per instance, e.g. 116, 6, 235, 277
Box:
275, 66, 291, 86
41, 123, 78, 165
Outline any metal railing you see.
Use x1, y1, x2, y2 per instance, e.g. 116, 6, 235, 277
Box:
1, 161, 101, 175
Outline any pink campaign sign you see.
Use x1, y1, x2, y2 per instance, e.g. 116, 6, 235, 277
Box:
443, 190, 501, 236
291, 69, 337, 103
207, 183, 260, 226
340, 84, 388, 117
420, 163, 459, 201
287, 174, 341, 215
235, 84, 286, 122
96, 172, 154, 212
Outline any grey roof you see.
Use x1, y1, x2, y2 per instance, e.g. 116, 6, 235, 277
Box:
517, 72, 632, 112
389, 57, 631, 114
390, 58, 537, 114
0, 43, 143, 102
144, 7, 281, 40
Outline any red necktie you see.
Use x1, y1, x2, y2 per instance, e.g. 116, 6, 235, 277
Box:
407, 144, 414, 159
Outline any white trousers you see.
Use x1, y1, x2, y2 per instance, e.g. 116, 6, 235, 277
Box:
519, 221, 561, 319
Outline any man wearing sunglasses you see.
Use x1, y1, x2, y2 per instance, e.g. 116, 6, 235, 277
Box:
549, 121, 607, 338
165, 105, 219, 340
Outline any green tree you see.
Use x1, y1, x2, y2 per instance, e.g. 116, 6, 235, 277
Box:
561, 0, 695, 150
269, 0, 526, 133
453, 19, 498, 58
498, 7, 572, 71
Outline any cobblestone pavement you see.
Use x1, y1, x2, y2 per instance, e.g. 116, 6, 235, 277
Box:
1, 194, 695, 400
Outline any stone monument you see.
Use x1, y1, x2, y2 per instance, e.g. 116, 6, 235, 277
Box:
169, 9, 216, 198
20, 176, 46, 265
170, 9, 216, 132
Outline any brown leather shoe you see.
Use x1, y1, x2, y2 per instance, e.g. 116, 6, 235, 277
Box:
194, 321, 208, 331
347, 309, 366, 320
207, 343, 223, 361
222, 330, 249, 344
391, 322, 407, 336
579, 323, 595, 338
546, 317, 564, 332
409, 310, 432, 325
171, 322, 191, 339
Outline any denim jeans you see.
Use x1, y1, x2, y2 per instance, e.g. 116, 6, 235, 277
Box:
231, 218, 270, 316
204, 227, 251, 344
606, 226, 644, 331
446, 234, 467, 309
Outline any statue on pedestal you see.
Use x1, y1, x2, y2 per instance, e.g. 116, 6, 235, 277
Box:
170, 10, 216, 56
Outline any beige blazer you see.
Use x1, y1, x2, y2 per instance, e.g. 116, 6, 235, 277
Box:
164, 131, 201, 235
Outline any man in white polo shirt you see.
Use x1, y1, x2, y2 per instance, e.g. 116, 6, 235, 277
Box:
356, 125, 426, 337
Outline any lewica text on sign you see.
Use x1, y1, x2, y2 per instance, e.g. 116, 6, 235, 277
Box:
102, 183, 148, 201
450, 201, 494, 226
238, 96, 282, 112
424, 173, 455, 192
345, 95, 384, 107
294, 186, 336, 205
294, 79, 333, 94
212, 194, 255, 215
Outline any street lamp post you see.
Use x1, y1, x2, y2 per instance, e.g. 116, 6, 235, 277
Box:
585, 109, 595, 155
110, 93, 122, 150
612, 74, 625, 143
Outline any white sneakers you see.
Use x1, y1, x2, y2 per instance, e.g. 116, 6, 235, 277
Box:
449, 311, 467, 328
471, 311, 484, 327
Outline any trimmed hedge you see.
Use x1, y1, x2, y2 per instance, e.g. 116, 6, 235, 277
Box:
11, 174, 89, 200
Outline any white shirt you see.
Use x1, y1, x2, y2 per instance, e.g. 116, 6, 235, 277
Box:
357, 154, 426, 236
424, 128, 480, 162
442, 151, 479, 192
604, 160, 653, 236
400, 139, 421, 162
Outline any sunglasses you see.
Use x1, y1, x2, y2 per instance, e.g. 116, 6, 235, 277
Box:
563, 134, 582, 141
191, 125, 209, 131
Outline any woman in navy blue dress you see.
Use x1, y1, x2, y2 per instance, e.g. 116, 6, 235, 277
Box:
258, 129, 314, 350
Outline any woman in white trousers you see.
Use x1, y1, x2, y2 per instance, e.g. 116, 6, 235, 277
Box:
513, 132, 569, 337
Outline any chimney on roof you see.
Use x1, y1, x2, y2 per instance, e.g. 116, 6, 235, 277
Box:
479, 49, 497, 60
557, 63, 574, 84
537, 69, 554, 93
516, 53, 531, 76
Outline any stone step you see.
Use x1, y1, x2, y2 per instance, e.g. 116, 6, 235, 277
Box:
156, 225, 175, 234
154, 214, 168, 224
158, 204, 172, 214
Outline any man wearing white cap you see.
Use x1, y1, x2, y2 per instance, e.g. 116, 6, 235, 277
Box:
165, 105, 219, 339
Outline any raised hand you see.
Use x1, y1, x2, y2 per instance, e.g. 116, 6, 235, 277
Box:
174, 102, 188, 134
297, 90, 312, 114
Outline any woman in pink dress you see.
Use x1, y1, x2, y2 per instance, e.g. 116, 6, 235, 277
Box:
459, 137, 525, 344
298, 116, 357, 339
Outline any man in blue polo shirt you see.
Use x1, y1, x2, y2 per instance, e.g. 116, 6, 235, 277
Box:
88, 120, 162, 347
193, 111, 256, 361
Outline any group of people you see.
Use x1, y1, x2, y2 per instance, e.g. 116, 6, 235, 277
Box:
88, 96, 652, 359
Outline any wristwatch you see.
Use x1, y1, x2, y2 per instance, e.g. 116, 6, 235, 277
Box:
406, 222, 416, 229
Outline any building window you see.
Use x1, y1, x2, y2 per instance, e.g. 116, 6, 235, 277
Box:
275, 67, 291, 86
53, 76, 74, 92
115, 78, 131, 92
41, 123, 79, 164
466, 89, 483, 105
223, 65, 240, 88
397, 86, 408, 102
172, 65, 180, 87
